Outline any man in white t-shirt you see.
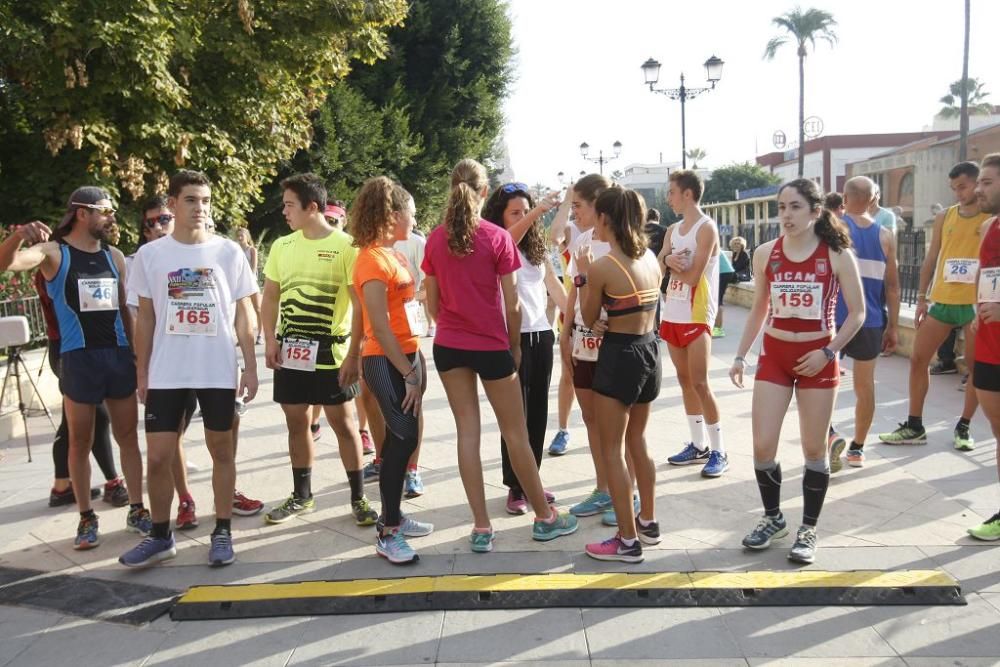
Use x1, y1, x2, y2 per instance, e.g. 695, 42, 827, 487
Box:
119, 170, 260, 569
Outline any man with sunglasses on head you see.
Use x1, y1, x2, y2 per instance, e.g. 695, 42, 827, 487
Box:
0, 187, 149, 550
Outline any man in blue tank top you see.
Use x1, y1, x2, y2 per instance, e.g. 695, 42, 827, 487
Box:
0, 187, 148, 551
829, 177, 900, 471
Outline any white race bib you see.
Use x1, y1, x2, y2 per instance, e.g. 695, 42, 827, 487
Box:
572, 328, 602, 362
166, 297, 219, 336
665, 277, 691, 302
945, 258, 978, 284
979, 267, 1000, 303
404, 300, 427, 337
78, 278, 118, 312
281, 338, 319, 371
770, 282, 822, 320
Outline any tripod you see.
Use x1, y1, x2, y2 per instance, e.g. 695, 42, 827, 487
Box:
1, 345, 56, 462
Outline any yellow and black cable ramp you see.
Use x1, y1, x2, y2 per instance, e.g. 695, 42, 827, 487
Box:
171, 570, 964, 620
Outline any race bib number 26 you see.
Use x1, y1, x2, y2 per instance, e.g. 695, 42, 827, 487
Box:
945, 258, 978, 284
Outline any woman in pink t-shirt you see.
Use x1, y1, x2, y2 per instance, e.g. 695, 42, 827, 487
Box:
422, 159, 578, 552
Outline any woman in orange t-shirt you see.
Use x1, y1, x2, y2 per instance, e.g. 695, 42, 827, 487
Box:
350, 176, 432, 565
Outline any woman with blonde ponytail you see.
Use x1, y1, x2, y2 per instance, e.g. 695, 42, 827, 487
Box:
421, 159, 578, 552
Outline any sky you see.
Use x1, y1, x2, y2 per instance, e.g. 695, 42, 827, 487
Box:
503, 0, 1000, 188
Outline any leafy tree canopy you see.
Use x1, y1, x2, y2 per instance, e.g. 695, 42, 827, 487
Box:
702, 162, 780, 204
938, 77, 993, 118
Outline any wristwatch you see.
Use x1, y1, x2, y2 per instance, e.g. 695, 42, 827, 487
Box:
821, 346, 836, 362
573, 274, 587, 288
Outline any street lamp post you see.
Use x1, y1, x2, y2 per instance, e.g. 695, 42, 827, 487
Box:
580, 141, 622, 175
641, 55, 724, 169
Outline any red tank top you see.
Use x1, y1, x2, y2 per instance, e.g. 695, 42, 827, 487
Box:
976, 217, 1000, 364
765, 236, 839, 333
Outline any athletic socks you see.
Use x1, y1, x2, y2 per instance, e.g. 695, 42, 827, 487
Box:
347, 469, 364, 502
151, 521, 171, 540
705, 422, 725, 453
956, 417, 971, 432
687, 414, 707, 450
292, 467, 312, 500
80, 509, 96, 521
849, 440, 864, 451
753, 461, 782, 517
407, 463, 418, 472
802, 464, 831, 527
213, 518, 231, 535
908, 415, 924, 431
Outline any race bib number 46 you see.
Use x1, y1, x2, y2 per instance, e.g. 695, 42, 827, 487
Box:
78, 278, 118, 312
770, 282, 822, 320
979, 267, 1000, 303
572, 328, 602, 362
281, 338, 319, 372
945, 258, 978, 284
166, 298, 218, 336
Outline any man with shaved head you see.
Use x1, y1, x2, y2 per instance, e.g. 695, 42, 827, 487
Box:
828, 177, 900, 470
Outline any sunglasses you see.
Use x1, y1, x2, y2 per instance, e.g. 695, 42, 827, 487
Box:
500, 182, 529, 195
72, 203, 116, 216
144, 213, 175, 229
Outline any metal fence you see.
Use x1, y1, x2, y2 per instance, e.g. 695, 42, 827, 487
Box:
897, 229, 925, 306
0, 296, 48, 344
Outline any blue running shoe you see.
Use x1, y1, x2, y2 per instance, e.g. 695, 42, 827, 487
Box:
74, 515, 100, 551
668, 442, 710, 466
126, 506, 153, 535
601, 494, 640, 526
119, 535, 176, 568
404, 469, 424, 498
209, 531, 235, 567
363, 460, 381, 483
548, 429, 570, 456
701, 450, 729, 478
532, 510, 578, 541
377, 529, 419, 564
376, 513, 434, 538
470, 528, 495, 553
570, 489, 613, 517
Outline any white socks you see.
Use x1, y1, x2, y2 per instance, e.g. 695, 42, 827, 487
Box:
706, 422, 725, 454
687, 414, 706, 450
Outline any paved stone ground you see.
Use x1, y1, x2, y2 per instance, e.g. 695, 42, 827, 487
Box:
0, 304, 997, 666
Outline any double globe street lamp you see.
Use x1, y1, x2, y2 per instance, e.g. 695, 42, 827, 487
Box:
641, 55, 724, 169
579, 140, 622, 175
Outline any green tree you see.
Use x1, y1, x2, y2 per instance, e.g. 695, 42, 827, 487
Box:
938, 77, 992, 119
0, 0, 407, 242
763, 7, 838, 177
702, 162, 780, 204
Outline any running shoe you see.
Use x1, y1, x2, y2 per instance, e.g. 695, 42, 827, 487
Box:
954, 424, 975, 451
701, 450, 730, 477
967, 512, 1000, 541
404, 469, 424, 498
74, 515, 100, 550
377, 528, 419, 564
376, 513, 435, 537
103, 478, 129, 507
634, 517, 662, 545
570, 488, 613, 517
470, 527, 495, 553
119, 535, 176, 568
532, 510, 578, 541
209, 530, 235, 567
233, 490, 264, 516
742, 514, 788, 550
667, 442, 710, 466
711, 327, 726, 338
49, 485, 100, 508
506, 488, 528, 515
310, 423, 322, 442
929, 360, 958, 375
846, 448, 865, 467
878, 422, 927, 445
360, 429, 375, 456
352, 497, 379, 526
548, 429, 570, 456
126, 506, 153, 535
828, 431, 847, 474
585, 533, 643, 563
264, 495, 315, 524
788, 525, 818, 564
601, 494, 640, 526
176, 498, 198, 530
363, 459, 381, 483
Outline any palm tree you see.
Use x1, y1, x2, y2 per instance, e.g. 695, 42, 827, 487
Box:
938, 77, 993, 118
685, 148, 706, 169
763, 7, 838, 177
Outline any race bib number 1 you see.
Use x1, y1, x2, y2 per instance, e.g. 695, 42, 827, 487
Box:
166, 298, 218, 336
770, 282, 822, 320
945, 258, 978, 284
572, 328, 602, 362
281, 338, 319, 372
979, 267, 1000, 303
404, 300, 427, 337
78, 278, 118, 312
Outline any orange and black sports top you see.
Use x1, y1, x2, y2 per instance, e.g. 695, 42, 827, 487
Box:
602, 255, 659, 317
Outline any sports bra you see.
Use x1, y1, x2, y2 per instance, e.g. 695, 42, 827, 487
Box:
603, 254, 659, 317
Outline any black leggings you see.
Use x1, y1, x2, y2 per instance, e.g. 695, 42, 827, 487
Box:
501, 330, 554, 491
48, 341, 118, 481
363, 352, 425, 527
